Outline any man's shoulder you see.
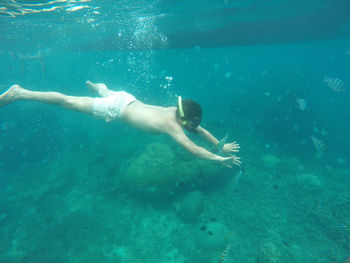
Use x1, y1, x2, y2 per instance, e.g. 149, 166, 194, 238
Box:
164, 116, 182, 133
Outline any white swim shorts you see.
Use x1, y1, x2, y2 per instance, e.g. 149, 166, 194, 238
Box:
93, 91, 136, 121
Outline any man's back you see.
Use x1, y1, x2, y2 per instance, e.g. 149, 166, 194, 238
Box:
122, 100, 179, 134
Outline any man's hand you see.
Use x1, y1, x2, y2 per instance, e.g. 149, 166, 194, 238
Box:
222, 142, 240, 154
220, 155, 241, 168
220, 142, 241, 167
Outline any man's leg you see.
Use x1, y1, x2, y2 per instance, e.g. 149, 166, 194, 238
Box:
0, 84, 94, 115
86, 80, 115, 97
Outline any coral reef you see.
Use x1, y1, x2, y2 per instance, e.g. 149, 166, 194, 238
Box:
195, 221, 229, 251
257, 241, 281, 263
119, 141, 230, 200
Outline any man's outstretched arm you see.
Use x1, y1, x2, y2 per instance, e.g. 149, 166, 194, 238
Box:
169, 127, 240, 167
196, 126, 240, 155
196, 126, 219, 145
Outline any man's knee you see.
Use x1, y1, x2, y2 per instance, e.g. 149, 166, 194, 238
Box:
61, 96, 76, 108
60, 96, 93, 114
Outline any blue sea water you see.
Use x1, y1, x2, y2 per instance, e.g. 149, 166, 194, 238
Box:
0, 0, 350, 262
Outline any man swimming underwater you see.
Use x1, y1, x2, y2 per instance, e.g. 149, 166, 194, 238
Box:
0, 81, 241, 167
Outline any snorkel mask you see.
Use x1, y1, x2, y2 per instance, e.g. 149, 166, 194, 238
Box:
178, 96, 201, 132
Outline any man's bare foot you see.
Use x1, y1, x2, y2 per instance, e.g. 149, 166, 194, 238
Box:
86, 81, 113, 97
0, 84, 23, 107
86, 80, 107, 93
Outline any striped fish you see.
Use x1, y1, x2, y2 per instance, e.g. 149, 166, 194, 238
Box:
311, 135, 326, 152
324, 76, 345, 92
225, 231, 234, 240
218, 243, 231, 263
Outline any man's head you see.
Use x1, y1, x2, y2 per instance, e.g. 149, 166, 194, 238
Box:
177, 96, 202, 132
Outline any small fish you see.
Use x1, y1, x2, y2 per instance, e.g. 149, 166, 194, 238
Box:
296, 97, 307, 111
233, 167, 243, 184
316, 200, 325, 216
225, 231, 234, 240
337, 221, 350, 231
337, 157, 346, 165
214, 134, 228, 153
324, 76, 345, 92
218, 243, 231, 263
311, 135, 326, 153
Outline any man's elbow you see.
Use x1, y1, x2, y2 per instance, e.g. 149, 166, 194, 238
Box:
183, 144, 201, 158
191, 149, 202, 158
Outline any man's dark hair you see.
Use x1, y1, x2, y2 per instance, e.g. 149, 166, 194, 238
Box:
176, 98, 202, 131
181, 99, 202, 122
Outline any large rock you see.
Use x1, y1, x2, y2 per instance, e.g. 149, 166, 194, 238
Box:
118, 141, 230, 200
297, 173, 322, 191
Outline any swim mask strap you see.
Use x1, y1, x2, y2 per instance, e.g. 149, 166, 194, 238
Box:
178, 96, 187, 125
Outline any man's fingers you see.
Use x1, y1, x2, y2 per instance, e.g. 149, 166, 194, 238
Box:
232, 156, 241, 165
228, 144, 240, 152
233, 161, 241, 166
230, 144, 240, 150
222, 155, 241, 168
